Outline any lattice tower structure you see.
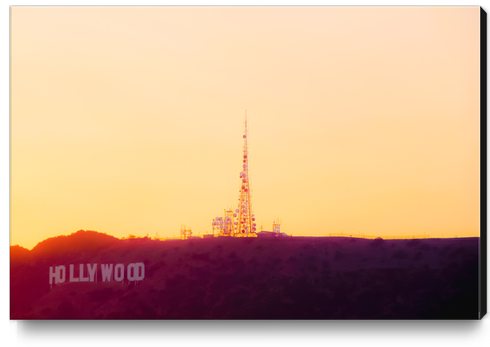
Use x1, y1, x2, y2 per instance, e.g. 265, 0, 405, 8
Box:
180, 225, 192, 240
235, 114, 257, 235
212, 209, 235, 236
273, 220, 281, 233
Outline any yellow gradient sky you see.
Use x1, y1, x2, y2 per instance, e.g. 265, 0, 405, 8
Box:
11, 6, 480, 249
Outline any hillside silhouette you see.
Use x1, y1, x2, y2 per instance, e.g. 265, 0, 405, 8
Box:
30, 230, 120, 258
10, 230, 480, 319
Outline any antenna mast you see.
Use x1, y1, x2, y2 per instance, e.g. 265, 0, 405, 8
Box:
235, 110, 256, 236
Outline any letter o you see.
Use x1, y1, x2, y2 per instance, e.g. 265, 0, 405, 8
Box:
127, 263, 136, 281
114, 263, 124, 282
58, 265, 66, 283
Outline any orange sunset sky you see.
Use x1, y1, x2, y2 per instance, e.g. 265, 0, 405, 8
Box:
10, 6, 481, 249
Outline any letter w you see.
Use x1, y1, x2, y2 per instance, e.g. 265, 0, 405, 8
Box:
101, 264, 113, 282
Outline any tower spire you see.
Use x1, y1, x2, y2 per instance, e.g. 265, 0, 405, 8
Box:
235, 110, 256, 236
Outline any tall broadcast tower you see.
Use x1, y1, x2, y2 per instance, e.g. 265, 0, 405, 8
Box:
235, 111, 256, 235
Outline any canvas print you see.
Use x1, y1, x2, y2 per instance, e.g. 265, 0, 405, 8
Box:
10, 6, 485, 319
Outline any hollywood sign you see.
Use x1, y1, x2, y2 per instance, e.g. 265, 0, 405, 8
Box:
49, 263, 145, 285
